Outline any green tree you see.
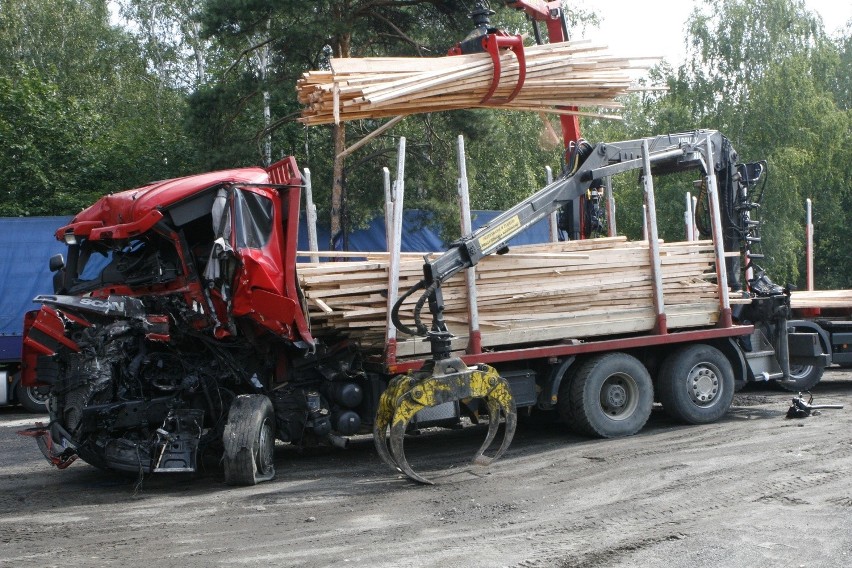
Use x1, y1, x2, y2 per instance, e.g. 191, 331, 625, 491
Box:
115, 0, 214, 88
195, 0, 478, 247
0, 0, 195, 215
0, 69, 103, 215
632, 0, 850, 288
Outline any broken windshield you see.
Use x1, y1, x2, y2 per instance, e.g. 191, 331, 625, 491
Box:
234, 189, 274, 249
68, 235, 181, 293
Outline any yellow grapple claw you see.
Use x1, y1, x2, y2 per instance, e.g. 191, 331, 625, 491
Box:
372, 360, 517, 484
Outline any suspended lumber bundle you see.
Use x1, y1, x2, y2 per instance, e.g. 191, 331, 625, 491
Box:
790, 290, 852, 309
297, 238, 721, 358
296, 41, 655, 125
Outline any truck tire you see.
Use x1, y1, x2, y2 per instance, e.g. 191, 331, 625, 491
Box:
776, 327, 825, 392
559, 353, 653, 438
14, 381, 49, 413
223, 394, 276, 486
778, 363, 824, 392
658, 344, 734, 424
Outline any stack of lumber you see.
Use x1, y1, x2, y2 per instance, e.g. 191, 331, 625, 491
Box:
297, 41, 655, 125
790, 290, 852, 309
297, 237, 722, 358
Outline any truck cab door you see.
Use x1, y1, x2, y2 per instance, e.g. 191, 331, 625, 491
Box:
202, 158, 313, 346
228, 186, 300, 338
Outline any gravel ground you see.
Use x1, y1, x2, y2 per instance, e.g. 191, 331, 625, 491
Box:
1, 368, 850, 568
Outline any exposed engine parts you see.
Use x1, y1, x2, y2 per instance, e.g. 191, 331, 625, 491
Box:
29, 293, 373, 479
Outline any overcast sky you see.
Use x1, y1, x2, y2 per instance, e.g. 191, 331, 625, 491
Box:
580, 0, 852, 65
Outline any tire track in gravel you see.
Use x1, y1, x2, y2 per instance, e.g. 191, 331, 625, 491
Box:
348, 400, 852, 567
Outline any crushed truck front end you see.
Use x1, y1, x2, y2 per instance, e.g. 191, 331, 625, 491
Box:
18, 158, 372, 480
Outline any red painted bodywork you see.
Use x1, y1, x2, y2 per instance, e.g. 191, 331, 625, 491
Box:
21, 157, 313, 386
23, 306, 82, 357
387, 325, 755, 375
229, 158, 311, 342
55, 168, 270, 240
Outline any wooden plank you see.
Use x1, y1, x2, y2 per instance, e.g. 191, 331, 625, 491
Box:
790, 290, 852, 309
299, 238, 721, 351
297, 41, 659, 125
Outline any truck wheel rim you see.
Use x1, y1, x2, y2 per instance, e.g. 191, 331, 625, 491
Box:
27, 387, 50, 404
599, 373, 638, 420
256, 417, 274, 476
788, 364, 813, 380
687, 363, 720, 406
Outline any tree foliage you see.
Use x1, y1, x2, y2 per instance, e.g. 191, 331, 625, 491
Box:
0, 0, 194, 215
0, 0, 849, 290
0, 69, 100, 215
624, 0, 851, 288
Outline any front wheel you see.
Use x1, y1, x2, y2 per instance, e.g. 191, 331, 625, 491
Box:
559, 353, 653, 438
223, 395, 276, 486
658, 344, 734, 424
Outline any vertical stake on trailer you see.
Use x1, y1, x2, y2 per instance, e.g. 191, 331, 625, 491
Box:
303, 168, 319, 263
383, 167, 392, 251
641, 205, 649, 241
640, 140, 666, 335
545, 166, 559, 242
684, 191, 694, 241
806, 198, 814, 291
692, 195, 699, 239
457, 136, 482, 354
704, 138, 732, 327
384, 137, 406, 364
604, 176, 616, 237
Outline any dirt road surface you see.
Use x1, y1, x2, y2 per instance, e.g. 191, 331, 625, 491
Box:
2, 369, 851, 568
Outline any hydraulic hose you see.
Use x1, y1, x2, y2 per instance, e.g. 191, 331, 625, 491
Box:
391, 279, 429, 337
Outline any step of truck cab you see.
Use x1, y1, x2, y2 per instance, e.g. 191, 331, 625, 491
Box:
744, 349, 784, 380
743, 329, 784, 381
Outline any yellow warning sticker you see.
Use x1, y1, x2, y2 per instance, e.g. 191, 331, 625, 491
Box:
478, 215, 521, 251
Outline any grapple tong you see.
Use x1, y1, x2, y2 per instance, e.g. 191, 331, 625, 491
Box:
374, 350, 516, 484
373, 265, 518, 484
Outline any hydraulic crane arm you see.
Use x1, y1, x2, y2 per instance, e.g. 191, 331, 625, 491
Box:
392, 130, 726, 339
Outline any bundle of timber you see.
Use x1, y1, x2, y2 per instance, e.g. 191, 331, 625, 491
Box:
297, 237, 721, 358
297, 41, 655, 125
790, 290, 852, 309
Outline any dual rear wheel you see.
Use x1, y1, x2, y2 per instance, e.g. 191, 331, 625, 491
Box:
657, 344, 735, 424
558, 345, 735, 437
559, 352, 653, 438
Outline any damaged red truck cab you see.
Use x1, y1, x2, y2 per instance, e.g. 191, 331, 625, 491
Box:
23, 156, 310, 367
19, 157, 341, 482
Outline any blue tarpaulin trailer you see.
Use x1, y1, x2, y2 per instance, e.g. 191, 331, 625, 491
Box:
0, 217, 71, 362
1, 217, 71, 409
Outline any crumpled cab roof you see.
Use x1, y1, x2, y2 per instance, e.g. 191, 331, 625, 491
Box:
56, 167, 270, 241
